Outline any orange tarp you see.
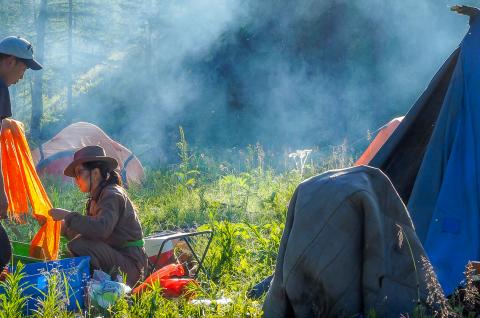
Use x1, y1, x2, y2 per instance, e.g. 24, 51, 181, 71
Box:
0, 119, 60, 260
355, 116, 404, 166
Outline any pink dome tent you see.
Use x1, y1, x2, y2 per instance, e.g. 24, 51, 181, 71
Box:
31, 122, 145, 186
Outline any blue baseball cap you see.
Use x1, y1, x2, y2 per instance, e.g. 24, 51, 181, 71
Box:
0, 36, 42, 70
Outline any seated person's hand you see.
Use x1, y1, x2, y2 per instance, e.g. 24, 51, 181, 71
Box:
49, 208, 71, 221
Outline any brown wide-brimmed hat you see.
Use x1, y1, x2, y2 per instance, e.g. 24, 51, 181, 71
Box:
64, 145, 118, 178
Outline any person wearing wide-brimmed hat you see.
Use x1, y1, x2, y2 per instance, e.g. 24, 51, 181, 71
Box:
49, 145, 148, 287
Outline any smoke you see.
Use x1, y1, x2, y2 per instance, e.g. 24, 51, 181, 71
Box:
72, 0, 250, 162
168, 0, 471, 156
3, 0, 477, 165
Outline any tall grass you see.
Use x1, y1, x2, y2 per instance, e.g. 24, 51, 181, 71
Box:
0, 263, 27, 318
3, 134, 478, 316
32, 271, 73, 318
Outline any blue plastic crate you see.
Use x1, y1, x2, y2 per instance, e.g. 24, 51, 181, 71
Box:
2, 256, 91, 314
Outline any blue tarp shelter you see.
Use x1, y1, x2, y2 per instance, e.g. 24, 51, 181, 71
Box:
370, 14, 480, 294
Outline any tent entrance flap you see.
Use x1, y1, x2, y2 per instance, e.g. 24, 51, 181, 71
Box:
369, 48, 459, 203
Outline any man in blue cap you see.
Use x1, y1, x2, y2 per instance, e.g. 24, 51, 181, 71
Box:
0, 36, 42, 270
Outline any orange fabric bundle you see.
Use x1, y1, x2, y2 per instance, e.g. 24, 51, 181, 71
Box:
0, 119, 60, 260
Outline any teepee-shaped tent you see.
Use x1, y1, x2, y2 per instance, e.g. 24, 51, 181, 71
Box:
370, 12, 480, 294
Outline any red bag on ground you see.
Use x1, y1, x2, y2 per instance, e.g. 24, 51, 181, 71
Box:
160, 278, 196, 298
133, 263, 195, 297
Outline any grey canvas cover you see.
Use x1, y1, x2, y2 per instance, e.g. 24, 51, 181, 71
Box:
263, 166, 432, 317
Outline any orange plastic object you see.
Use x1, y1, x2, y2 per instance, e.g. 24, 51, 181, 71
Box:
160, 278, 196, 298
133, 263, 185, 295
0, 119, 60, 260
355, 116, 404, 166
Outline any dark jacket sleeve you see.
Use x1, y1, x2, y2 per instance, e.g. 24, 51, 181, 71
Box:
0, 80, 12, 119
0, 153, 8, 220
64, 190, 122, 241
262, 188, 298, 318
0, 222, 11, 269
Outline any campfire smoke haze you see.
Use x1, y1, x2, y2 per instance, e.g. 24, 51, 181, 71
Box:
4, 0, 477, 165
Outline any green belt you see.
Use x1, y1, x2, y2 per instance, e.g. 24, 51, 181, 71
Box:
123, 239, 145, 248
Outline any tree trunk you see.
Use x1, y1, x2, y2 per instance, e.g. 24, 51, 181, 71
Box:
67, 0, 73, 118
145, 0, 153, 70
31, 0, 48, 140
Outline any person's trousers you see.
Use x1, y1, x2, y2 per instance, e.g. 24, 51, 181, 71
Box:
68, 236, 144, 287
0, 222, 11, 269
